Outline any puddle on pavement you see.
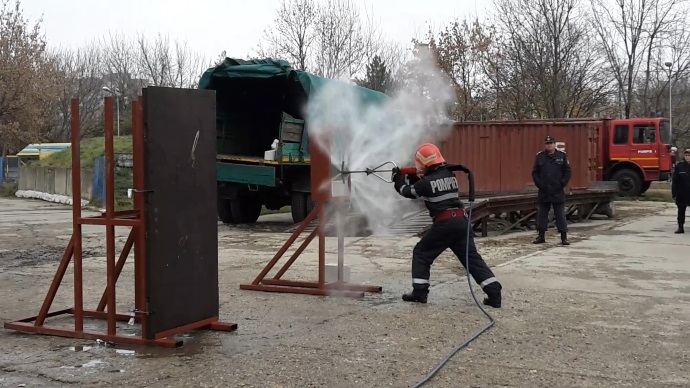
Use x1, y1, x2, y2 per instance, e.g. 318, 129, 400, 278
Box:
132, 332, 218, 359
51, 331, 219, 361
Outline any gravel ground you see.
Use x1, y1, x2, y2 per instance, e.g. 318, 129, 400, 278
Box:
1, 196, 688, 388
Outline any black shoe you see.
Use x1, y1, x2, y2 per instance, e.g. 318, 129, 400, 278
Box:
483, 296, 501, 308
533, 234, 545, 244
482, 282, 502, 308
675, 226, 684, 234
402, 292, 427, 303
561, 232, 570, 245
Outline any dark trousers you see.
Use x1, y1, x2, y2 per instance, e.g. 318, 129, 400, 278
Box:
411, 217, 500, 296
678, 200, 688, 226
537, 201, 567, 233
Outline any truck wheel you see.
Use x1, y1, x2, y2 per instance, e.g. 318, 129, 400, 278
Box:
230, 197, 262, 224
217, 197, 234, 224
291, 192, 316, 223
218, 197, 262, 224
640, 181, 652, 194
612, 169, 643, 197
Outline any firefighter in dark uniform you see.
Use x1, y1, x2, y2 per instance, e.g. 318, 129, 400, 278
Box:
671, 148, 690, 233
392, 143, 502, 308
532, 135, 572, 245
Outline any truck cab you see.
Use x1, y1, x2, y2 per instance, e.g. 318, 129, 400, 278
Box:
603, 117, 674, 196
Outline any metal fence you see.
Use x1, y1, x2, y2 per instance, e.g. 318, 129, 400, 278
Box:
1, 156, 20, 185
4, 154, 132, 204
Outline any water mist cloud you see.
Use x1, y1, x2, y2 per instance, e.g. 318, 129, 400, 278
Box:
305, 47, 457, 235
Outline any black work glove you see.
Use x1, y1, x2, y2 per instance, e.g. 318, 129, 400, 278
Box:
407, 173, 420, 185
391, 167, 401, 181
392, 167, 406, 192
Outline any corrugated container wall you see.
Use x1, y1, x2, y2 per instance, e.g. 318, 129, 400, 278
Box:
438, 120, 601, 196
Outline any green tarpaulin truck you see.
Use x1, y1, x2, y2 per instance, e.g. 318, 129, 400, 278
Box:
198, 58, 388, 224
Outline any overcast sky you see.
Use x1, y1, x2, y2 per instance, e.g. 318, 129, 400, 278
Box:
22, 0, 490, 61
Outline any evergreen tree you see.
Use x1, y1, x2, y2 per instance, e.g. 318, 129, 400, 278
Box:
356, 55, 393, 94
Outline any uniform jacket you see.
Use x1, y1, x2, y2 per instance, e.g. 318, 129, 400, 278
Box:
394, 164, 463, 218
532, 150, 572, 203
672, 160, 690, 203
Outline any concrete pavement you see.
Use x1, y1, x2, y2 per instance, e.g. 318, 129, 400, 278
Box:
1, 197, 689, 387
483, 203, 690, 387
496, 203, 689, 299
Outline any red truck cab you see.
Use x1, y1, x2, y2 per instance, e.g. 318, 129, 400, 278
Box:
599, 117, 675, 196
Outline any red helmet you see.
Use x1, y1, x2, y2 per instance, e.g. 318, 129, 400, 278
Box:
414, 143, 446, 172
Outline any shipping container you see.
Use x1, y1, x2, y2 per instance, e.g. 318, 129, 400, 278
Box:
437, 120, 601, 196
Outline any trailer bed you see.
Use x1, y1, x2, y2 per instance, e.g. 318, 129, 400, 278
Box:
217, 154, 310, 165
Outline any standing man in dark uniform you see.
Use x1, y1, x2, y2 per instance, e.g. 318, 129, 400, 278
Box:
532, 135, 572, 245
671, 148, 690, 233
392, 143, 502, 308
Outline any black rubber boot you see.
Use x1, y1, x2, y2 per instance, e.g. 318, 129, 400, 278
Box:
561, 232, 570, 245
482, 282, 502, 308
675, 225, 684, 234
533, 232, 545, 244
402, 284, 428, 304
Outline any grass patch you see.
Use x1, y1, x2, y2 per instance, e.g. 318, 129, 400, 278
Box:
31, 137, 133, 169
639, 190, 674, 202
618, 189, 674, 203
261, 206, 291, 215
87, 168, 133, 211
0, 182, 18, 197
114, 169, 133, 211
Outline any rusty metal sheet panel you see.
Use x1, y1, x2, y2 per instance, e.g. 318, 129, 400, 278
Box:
142, 86, 219, 340
439, 120, 602, 195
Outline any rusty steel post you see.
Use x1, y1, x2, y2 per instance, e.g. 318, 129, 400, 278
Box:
96, 229, 135, 312
246, 205, 320, 285
337, 201, 345, 282
70, 98, 84, 332
103, 96, 117, 335
272, 226, 319, 280
3, 91, 237, 347
309, 135, 331, 290
35, 238, 75, 326
240, 132, 382, 298
317, 203, 326, 289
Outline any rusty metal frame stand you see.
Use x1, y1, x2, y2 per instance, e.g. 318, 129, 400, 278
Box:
240, 137, 382, 299
4, 96, 236, 348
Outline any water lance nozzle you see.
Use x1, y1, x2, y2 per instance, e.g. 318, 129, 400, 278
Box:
338, 161, 401, 183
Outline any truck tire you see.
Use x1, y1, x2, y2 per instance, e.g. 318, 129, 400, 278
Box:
231, 197, 262, 224
612, 169, 643, 197
291, 192, 316, 223
640, 181, 652, 194
217, 197, 262, 224
217, 197, 234, 224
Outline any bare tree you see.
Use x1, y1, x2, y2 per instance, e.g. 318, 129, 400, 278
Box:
589, 0, 686, 118
135, 33, 206, 89
255, 0, 317, 71
312, 0, 381, 78
256, 0, 390, 80
480, 27, 542, 119
100, 32, 144, 114
492, 0, 610, 119
0, 0, 63, 156
431, 17, 495, 120
49, 42, 106, 140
